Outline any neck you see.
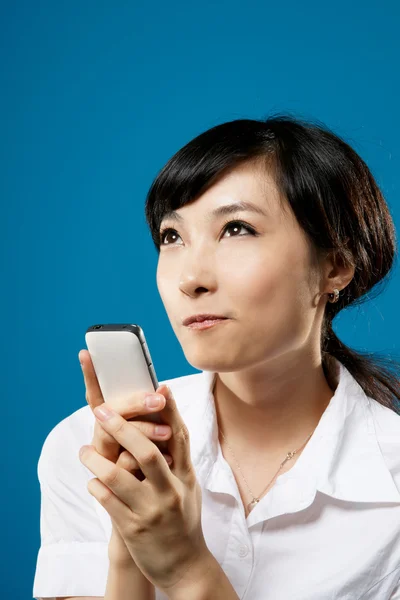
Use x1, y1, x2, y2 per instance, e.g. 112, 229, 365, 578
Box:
213, 353, 338, 457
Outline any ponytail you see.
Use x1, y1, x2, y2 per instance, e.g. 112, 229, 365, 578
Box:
322, 322, 400, 415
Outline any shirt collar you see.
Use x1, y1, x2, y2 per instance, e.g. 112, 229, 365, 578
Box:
184, 358, 400, 513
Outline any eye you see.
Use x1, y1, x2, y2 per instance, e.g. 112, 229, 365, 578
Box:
222, 220, 258, 238
159, 219, 258, 246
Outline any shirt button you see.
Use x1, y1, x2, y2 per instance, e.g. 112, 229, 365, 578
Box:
238, 544, 249, 557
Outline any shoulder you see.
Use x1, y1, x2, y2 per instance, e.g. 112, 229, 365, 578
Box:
367, 396, 400, 485
38, 404, 95, 484
368, 396, 400, 439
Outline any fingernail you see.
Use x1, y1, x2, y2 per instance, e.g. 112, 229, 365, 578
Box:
94, 405, 114, 420
145, 394, 162, 408
155, 425, 170, 436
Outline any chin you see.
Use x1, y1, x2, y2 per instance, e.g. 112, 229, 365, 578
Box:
183, 348, 252, 373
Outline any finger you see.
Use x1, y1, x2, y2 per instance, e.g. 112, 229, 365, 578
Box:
92, 417, 172, 465
92, 420, 122, 463
153, 385, 194, 483
117, 449, 173, 473
79, 350, 104, 409
113, 391, 166, 420
86, 447, 175, 510
78, 350, 171, 465
125, 420, 172, 442
117, 449, 146, 481
92, 407, 173, 496
78, 350, 122, 463
117, 450, 142, 474
86, 475, 132, 533
80, 349, 167, 421
80, 444, 149, 509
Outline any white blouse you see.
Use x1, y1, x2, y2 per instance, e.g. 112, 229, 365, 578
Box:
33, 358, 400, 599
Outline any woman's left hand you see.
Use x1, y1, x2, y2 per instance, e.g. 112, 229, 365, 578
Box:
78, 383, 212, 596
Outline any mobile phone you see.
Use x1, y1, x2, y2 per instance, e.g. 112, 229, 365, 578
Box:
85, 323, 167, 452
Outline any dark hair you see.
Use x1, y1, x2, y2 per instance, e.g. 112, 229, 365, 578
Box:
145, 113, 400, 415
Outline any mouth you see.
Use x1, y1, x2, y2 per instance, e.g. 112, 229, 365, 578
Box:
182, 314, 229, 326
185, 317, 230, 330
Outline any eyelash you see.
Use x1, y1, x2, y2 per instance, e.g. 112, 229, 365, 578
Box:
159, 219, 258, 246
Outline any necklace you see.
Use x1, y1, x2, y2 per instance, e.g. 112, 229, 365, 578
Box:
219, 426, 316, 513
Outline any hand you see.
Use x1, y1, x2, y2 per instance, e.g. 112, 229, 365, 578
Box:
78, 383, 212, 597
78, 349, 173, 567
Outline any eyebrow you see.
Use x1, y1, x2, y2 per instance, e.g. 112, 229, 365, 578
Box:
160, 201, 269, 227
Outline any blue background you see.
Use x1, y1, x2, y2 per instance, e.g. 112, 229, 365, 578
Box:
1, 1, 399, 597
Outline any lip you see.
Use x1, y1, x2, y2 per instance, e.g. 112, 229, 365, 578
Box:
186, 318, 230, 330
182, 314, 229, 326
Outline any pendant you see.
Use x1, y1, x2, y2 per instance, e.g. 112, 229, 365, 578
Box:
247, 498, 259, 511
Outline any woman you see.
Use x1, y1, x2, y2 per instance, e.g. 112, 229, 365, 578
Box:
33, 114, 400, 600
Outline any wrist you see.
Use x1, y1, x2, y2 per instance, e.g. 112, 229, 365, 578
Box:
166, 552, 239, 600
108, 555, 140, 571
105, 562, 155, 600
108, 526, 136, 569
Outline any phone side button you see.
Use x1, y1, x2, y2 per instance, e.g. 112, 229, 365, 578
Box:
141, 342, 152, 365
148, 363, 159, 389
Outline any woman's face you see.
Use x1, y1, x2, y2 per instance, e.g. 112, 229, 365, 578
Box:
156, 159, 324, 373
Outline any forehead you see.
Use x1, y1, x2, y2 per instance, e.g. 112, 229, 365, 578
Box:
161, 159, 289, 225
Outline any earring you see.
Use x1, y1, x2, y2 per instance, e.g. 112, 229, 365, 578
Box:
328, 288, 340, 303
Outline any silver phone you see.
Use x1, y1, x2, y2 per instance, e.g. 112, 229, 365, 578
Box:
85, 323, 167, 453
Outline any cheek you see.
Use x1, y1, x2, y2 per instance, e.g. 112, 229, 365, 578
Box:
219, 242, 312, 343
156, 268, 174, 313
218, 242, 297, 305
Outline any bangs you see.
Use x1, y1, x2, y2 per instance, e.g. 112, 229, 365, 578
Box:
144, 119, 276, 249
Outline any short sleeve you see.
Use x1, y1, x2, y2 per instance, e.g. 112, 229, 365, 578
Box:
32, 409, 110, 599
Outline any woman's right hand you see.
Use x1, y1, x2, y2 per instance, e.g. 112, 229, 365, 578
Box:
78, 349, 173, 567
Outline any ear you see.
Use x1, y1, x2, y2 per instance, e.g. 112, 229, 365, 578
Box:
322, 248, 356, 293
